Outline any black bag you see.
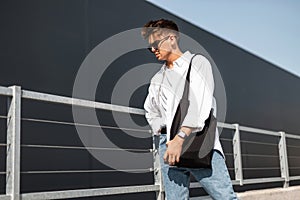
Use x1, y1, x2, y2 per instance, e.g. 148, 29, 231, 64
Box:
170, 53, 217, 168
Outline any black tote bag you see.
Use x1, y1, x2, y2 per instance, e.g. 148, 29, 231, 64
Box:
170, 54, 217, 168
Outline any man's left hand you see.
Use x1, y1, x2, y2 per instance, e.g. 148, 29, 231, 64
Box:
163, 135, 184, 165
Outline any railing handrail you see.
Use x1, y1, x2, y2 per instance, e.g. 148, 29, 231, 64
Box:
1, 85, 300, 200
3, 86, 298, 136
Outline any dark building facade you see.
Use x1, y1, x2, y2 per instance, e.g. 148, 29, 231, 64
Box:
0, 0, 299, 199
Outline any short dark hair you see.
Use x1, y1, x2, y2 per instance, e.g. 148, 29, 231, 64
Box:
141, 19, 179, 39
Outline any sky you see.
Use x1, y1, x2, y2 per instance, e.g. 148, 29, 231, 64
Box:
148, 0, 300, 77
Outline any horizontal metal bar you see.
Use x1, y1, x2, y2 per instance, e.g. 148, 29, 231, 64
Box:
190, 195, 211, 200
22, 90, 145, 115
190, 179, 238, 189
4, 88, 300, 140
191, 177, 284, 189
0, 86, 12, 96
21, 144, 152, 152
239, 125, 281, 136
289, 167, 300, 169
22, 117, 151, 133
241, 140, 277, 146
21, 184, 160, 200
18, 90, 300, 140
231, 180, 240, 185
243, 167, 280, 170
189, 182, 201, 189
217, 122, 235, 129
288, 156, 300, 159
289, 176, 300, 181
220, 138, 232, 142
0, 115, 7, 119
21, 168, 153, 174
241, 154, 278, 158
287, 145, 300, 149
241, 177, 284, 185
0, 172, 6, 174
0, 143, 7, 147
0, 195, 11, 200
286, 133, 300, 140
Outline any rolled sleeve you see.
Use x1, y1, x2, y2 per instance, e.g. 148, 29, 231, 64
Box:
144, 84, 164, 134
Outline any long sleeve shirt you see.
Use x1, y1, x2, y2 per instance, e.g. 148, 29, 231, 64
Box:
144, 51, 223, 155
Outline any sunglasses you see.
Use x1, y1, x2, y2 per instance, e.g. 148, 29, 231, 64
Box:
147, 36, 170, 52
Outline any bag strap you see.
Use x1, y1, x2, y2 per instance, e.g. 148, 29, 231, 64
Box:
182, 53, 202, 100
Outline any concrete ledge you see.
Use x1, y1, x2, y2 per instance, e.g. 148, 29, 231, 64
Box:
237, 186, 300, 200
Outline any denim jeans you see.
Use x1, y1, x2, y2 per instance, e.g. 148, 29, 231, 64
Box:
158, 134, 238, 200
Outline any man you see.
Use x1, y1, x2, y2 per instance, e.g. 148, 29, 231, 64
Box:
142, 19, 237, 200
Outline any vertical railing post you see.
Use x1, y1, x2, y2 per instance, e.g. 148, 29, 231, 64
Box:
233, 124, 243, 186
278, 131, 289, 188
6, 86, 21, 200
153, 135, 164, 200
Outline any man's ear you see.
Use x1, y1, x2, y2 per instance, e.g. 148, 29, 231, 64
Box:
169, 35, 176, 42
170, 36, 178, 49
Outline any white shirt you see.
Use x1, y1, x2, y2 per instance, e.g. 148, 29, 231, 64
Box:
144, 51, 223, 155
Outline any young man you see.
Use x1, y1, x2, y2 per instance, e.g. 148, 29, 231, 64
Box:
142, 19, 238, 200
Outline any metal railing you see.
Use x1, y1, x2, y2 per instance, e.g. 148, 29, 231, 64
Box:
0, 85, 300, 200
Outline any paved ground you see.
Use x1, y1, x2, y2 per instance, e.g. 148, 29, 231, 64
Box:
237, 185, 300, 200
190, 186, 300, 200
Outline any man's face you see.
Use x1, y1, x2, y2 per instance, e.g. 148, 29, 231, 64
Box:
148, 32, 172, 61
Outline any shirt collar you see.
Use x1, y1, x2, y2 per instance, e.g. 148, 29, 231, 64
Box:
162, 51, 193, 71
173, 51, 192, 67
174, 51, 192, 67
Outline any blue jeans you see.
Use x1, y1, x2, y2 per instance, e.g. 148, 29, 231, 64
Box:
158, 134, 238, 200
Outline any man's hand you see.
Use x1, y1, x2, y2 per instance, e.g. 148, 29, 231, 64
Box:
163, 135, 184, 165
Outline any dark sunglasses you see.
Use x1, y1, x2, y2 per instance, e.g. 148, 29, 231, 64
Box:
147, 36, 170, 52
